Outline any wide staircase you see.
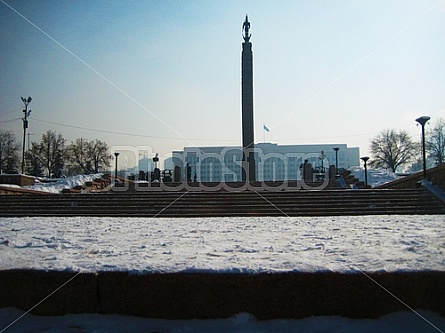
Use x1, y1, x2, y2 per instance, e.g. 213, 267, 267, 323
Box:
0, 187, 443, 217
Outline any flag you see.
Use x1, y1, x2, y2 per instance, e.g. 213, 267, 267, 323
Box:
263, 124, 270, 132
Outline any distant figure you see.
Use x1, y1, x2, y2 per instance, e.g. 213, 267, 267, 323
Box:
299, 159, 309, 180
174, 165, 182, 182
186, 163, 192, 182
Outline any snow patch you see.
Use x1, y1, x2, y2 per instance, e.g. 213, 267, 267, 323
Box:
349, 166, 400, 187
23, 173, 103, 193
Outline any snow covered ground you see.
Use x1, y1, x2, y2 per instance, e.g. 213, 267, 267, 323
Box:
349, 166, 400, 187
1, 215, 445, 332
21, 174, 104, 193
1, 215, 444, 273
1, 307, 444, 333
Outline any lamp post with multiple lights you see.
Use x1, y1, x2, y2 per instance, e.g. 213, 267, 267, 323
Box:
415, 116, 430, 179
360, 156, 369, 188
21, 97, 32, 174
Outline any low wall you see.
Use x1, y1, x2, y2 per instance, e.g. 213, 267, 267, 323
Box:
0, 186, 54, 195
377, 163, 445, 190
1, 270, 444, 320
0, 174, 35, 187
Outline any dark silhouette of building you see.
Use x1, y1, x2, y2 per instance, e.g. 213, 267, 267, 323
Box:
241, 15, 256, 182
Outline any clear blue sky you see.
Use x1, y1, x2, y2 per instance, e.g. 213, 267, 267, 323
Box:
1, 0, 444, 161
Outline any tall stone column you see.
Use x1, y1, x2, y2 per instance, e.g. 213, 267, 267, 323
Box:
241, 15, 256, 182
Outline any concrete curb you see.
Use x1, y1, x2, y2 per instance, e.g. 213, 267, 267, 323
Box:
1, 270, 444, 319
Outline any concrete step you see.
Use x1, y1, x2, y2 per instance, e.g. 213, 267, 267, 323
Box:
0, 188, 443, 217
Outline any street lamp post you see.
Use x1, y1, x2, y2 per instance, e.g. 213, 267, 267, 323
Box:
153, 153, 159, 170
114, 152, 120, 184
27, 133, 35, 151
152, 153, 160, 182
333, 147, 339, 174
360, 156, 369, 188
21, 97, 32, 174
415, 116, 430, 179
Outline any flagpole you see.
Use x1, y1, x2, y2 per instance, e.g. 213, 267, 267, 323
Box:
263, 124, 265, 143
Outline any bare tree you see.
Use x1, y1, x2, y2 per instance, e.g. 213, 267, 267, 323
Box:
28, 130, 65, 178
65, 138, 89, 174
66, 138, 111, 174
370, 129, 417, 173
0, 130, 20, 174
86, 139, 112, 173
25, 142, 44, 177
426, 118, 445, 165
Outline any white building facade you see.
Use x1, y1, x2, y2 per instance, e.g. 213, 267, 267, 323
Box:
172, 143, 360, 182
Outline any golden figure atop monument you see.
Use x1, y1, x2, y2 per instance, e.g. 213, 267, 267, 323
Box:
243, 15, 251, 43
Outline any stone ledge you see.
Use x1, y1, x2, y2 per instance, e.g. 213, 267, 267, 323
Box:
0, 270, 98, 315
1, 270, 444, 319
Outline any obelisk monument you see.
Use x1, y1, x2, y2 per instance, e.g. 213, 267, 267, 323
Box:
241, 15, 256, 182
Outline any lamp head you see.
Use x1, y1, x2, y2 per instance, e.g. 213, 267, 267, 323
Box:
114, 152, 120, 157
415, 116, 430, 126
333, 147, 339, 152
21, 97, 32, 104
360, 156, 369, 163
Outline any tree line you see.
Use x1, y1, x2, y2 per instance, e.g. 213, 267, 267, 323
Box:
1, 118, 444, 177
0, 130, 112, 177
